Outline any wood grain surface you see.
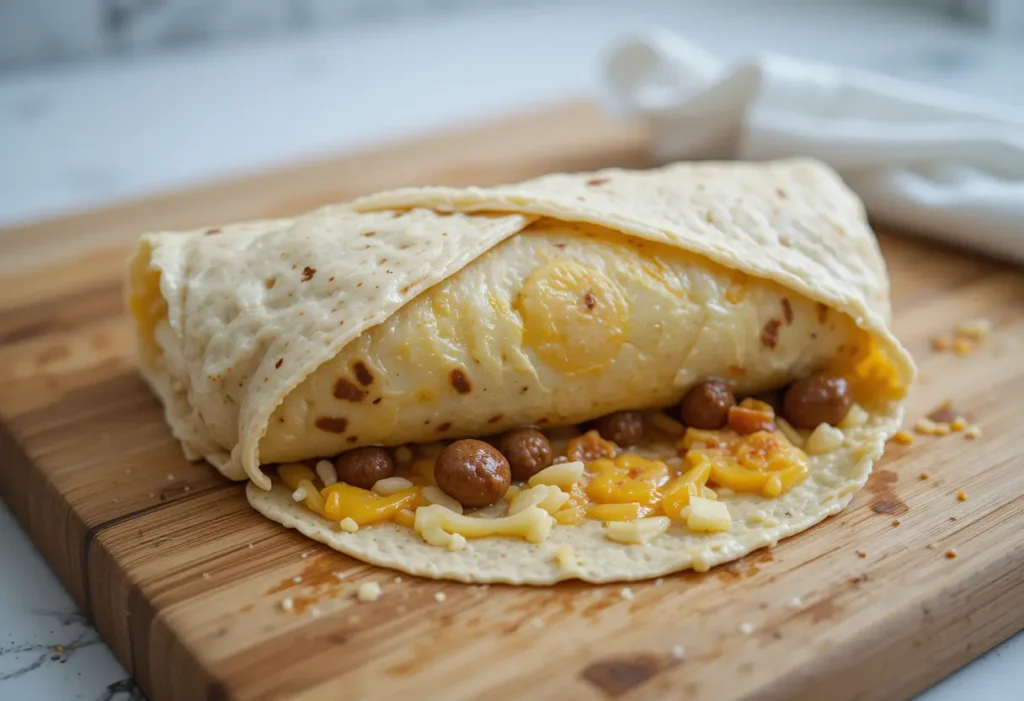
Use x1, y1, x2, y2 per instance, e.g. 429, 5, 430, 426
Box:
1, 100, 1023, 701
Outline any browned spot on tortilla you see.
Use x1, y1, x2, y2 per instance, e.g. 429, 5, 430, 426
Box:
205, 228, 221, 235
449, 368, 472, 394
537, 417, 549, 425
582, 291, 597, 310
760, 319, 781, 349
351, 361, 374, 387
866, 469, 908, 516
817, 303, 829, 324
779, 235, 791, 247
728, 364, 746, 376
437, 422, 452, 432
487, 414, 504, 424
372, 397, 382, 405
776, 187, 787, 199
781, 298, 793, 325
587, 177, 610, 186
363, 231, 376, 237
301, 266, 316, 282
333, 378, 366, 402
315, 417, 348, 433
346, 436, 359, 443
554, 242, 566, 249
581, 653, 664, 697
264, 277, 277, 289
274, 359, 283, 369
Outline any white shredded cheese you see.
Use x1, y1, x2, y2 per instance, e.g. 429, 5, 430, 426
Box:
357, 582, 382, 603
528, 460, 584, 489
605, 516, 671, 545
805, 423, 845, 455
670, 645, 686, 659
339, 517, 359, 533
315, 460, 338, 486
774, 416, 805, 447
291, 486, 308, 502
620, 587, 635, 601
956, 317, 992, 340
839, 404, 869, 429
739, 622, 755, 635
686, 497, 732, 533
422, 486, 464, 514
292, 576, 303, 584
372, 476, 416, 496
786, 596, 803, 610
280, 598, 294, 612
434, 592, 447, 603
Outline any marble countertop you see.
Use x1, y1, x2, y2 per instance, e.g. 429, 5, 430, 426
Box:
1, 2, 1022, 699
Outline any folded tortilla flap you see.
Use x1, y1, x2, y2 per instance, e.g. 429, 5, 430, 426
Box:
128, 159, 914, 491
128, 206, 533, 485
351, 159, 907, 378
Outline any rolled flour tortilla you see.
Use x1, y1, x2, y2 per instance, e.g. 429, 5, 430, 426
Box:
128, 159, 914, 583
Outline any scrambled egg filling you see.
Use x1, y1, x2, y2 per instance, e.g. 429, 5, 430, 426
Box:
275, 401, 834, 549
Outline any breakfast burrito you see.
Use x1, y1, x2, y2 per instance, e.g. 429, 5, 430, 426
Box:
128, 159, 914, 584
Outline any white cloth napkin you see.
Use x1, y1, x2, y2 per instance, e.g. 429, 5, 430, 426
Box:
604, 32, 1024, 263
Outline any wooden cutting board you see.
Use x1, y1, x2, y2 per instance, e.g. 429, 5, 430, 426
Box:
1, 100, 1023, 701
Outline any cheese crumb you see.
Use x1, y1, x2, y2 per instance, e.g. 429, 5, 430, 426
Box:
339, 517, 359, 533
931, 337, 950, 351
953, 338, 973, 356
620, 587, 635, 601
553, 545, 579, 572
394, 576, 403, 584
292, 576, 303, 583
530, 617, 545, 628
434, 592, 447, 603
654, 578, 665, 587
950, 417, 967, 432
291, 486, 308, 502
670, 645, 686, 659
605, 516, 671, 545
965, 425, 982, 440
933, 422, 951, 436
785, 596, 803, 610
892, 431, 914, 446
956, 318, 992, 340
315, 460, 338, 486
280, 598, 294, 612
956, 491, 967, 502
739, 622, 755, 635
357, 582, 382, 603
914, 418, 937, 436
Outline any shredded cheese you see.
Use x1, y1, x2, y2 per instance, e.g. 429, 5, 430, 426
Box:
685, 497, 732, 533
421, 486, 464, 514
805, 423, 845, 455
372, 476, 416, 496
839, 404, 869, 429
528, 460, 585, 489
315, 460, 338, 486
605, 516, 671, 545
414, 503, 553, 548
339, 517, 359, 533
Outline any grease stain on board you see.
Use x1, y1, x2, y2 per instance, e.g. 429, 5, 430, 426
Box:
581, 652, 680, 697
866, 468, 909, 516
